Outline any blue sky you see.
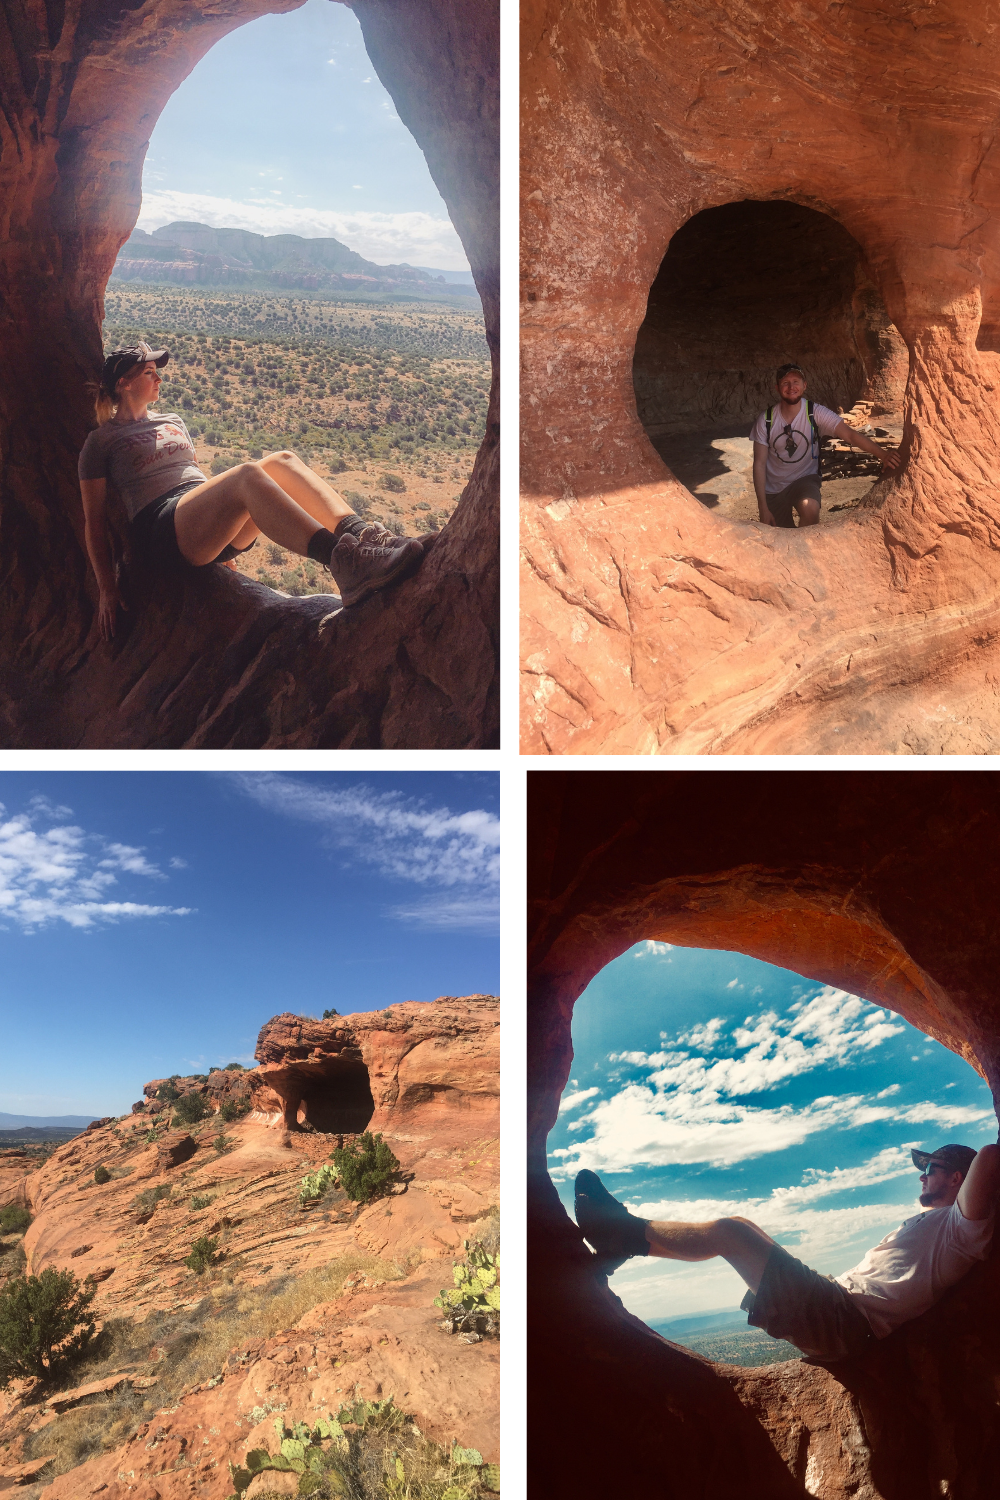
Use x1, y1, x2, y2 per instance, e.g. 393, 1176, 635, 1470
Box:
137, 0, 470, 273
0, 772, 498, 1118
551, 943, 997, 1322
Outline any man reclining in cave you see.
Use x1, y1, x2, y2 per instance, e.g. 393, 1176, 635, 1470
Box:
80, 343, 428, 640
575, 1141, 1000, 1362
751, 363, 902, 529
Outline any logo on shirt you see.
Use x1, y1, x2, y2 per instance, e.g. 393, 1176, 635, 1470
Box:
770, 423, 810, 464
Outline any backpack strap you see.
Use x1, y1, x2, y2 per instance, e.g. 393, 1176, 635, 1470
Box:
807, 398, 819, 455
765, 405, 773, 441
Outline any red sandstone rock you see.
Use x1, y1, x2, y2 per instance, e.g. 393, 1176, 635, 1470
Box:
154, 1133, 197, 1170
521, 1, 1000, 754
0, 0, 497, 750
528, 772, 1000, 1498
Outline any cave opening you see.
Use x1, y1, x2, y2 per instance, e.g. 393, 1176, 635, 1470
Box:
299, 1057, 375, 1135
551, 941, 996, 1368
632, 199, 909, 525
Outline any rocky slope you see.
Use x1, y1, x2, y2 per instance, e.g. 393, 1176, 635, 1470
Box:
0, 996, 499, 1496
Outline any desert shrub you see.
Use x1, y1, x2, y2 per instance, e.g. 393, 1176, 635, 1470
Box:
0, 1269, 96, 1387
131, 1184, 171, 1215
435, 1242, 500, 1340
190, 1194, 215, 1211
322, 1008, 340, 1019
156, 1081, 180, 1103
224, 1063, 245, 1072
328, 456, 348, 473
266, 542, 285, 565
172, 1092, 209, 1126
331, 1133, 400, 1206
214, 1133, 235, 1154
226, 1398, 498, 1500
93, 1165, 111, 1185
218, 1091, 251, 1123
211, 454, 233, 475
184, 1236, 220, 1275
379, 472, 406, 492
0, 1205, 31, 1235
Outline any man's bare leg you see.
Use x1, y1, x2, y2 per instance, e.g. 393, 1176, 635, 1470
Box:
644, 1215, 778, 1293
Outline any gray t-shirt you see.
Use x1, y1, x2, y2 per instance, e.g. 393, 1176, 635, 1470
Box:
78, 412, 206, 521
749, 401, 841, 494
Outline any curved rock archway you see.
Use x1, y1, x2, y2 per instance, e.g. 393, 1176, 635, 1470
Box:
528, 771, 1000, 1499
0, 0, 498, 748
520, 1, 1000, 754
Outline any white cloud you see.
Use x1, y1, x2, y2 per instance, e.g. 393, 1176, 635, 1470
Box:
559, 1087, 600, 1115
232, 774, 498, 931
551, 986, 992, 1177
0, 804, 191, 933
135, 190, 471, 274
169, 857, 188, 870
726, 978, 738, 989
635, 940, 673, 958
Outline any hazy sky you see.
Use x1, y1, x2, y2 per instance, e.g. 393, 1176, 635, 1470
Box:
551, 943, 996, 1322
0, 771, 499, 1118
137, 0, 470, 273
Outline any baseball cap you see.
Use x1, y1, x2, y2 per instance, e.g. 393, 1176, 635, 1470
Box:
910, 1144, 978, 1178
101, 341, 169, 394
776, 363, 806, 381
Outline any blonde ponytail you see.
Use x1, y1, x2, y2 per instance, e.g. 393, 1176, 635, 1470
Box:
85, 380, 117, 426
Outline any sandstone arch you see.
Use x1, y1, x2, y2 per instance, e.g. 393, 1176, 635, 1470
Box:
520, 1, 1000, 754
0, 0, 498, 748
528, 771, 1000, 1499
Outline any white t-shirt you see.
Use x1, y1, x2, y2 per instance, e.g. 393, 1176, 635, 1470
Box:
835, 1201, 994, 1339
749, 401, 842, 493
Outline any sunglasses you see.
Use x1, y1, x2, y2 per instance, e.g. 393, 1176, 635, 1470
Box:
920, 1163, 945, 1177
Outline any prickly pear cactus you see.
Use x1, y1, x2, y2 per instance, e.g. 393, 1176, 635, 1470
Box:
435, 1241, 500, 1338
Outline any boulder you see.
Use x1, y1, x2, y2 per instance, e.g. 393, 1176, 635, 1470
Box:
155, 1133, 197, 1170
0, 0, 497, 750
521, 0, 1000, 754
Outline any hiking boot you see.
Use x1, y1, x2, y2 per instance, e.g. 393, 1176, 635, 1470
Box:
574, 1168, 651, 1274
328, 530, 424, 607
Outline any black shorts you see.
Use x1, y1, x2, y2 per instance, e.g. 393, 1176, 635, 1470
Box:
130, 481, 258, 572
766, 475, 822, 529
740, 1244, 877, 1362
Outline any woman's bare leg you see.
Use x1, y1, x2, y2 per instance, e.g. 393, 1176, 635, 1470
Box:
644, 1215, 778, 1293
173, 462, 340, 566
258, 450, 354, 529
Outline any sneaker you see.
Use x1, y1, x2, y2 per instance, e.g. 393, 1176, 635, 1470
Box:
574, 1168, 651, 1274
329, 530, 424, 607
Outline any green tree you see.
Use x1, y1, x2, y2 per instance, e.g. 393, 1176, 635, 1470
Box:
331, 1132, 400, 1205
0, 1270, 96, 1388
321, 1008, 339, 1020
184, 1236, 219, 1275
0, 1205, 31, 1235
94, 1165, 111, 1184
172, 1093, 210, 1127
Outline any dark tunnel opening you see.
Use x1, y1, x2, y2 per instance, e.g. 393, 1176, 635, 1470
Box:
632, 200, 909, 524
299, 1057, 375, 1134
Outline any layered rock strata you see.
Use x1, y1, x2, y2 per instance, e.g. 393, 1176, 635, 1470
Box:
521, 0, 1000, 754
0, 0, 498, 749
528, 771, 1000, 1499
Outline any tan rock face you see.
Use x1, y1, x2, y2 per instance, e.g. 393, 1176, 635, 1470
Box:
0, 0, 498, 750
521, 0, 1000, 754
528, 772, 1000, 1498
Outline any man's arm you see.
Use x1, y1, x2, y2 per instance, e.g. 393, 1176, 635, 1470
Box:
833, 418, 902, 471
958, 1143, 1000, 1220
752, 442, 774, 525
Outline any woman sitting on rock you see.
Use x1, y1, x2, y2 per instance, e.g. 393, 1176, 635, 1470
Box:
79, 342, 424, 641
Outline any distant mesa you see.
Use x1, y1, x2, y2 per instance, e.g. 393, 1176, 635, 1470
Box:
112, 221, 474, 296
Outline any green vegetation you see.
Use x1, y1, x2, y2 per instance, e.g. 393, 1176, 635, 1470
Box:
0, 1205, 31, 1235
0, 1269, 96, 1387
226, 1398, 498, 1500
674, 1326, 802, 1367
331, 1132, 401, 1205
190, 1194, 216, 1211
131, 1184, 171, 1215
322, 1008, 340, 1019
22, 1254, 403, 1479
93, 1165, 111, 1185
214, 1132, 235, 1154
299, 1163, 339, 1206
156, 1081, 181, 1103
172, 1092, 210, 1127
184, 1236, 220, 1275
218, 1095, 251, 1122
435, 1243, 500, 1339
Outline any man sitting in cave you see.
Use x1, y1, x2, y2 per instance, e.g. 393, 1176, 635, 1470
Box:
751, 363, 902, 528
575, 1140, 1000, 1362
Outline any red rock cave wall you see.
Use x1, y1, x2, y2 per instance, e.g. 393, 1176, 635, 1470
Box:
633, 200, 907, 437
520, 0, 1000, 755
0, 0, 498, 749
528, 771, 1000, 1500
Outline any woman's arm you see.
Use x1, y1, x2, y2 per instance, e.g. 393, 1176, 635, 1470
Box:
80, 478, 128, 641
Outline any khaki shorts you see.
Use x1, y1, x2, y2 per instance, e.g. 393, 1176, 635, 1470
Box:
765, 475, 822, 529
740, 1244, 876, 1362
